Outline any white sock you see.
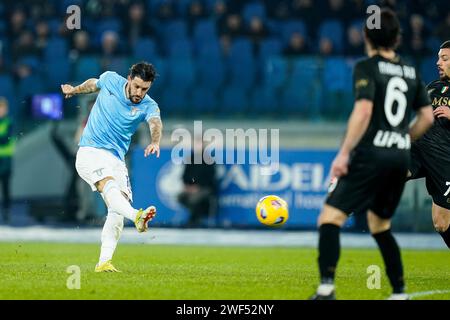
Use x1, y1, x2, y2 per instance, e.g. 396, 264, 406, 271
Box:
99, 210, 124, 264
102, 180, 137, 221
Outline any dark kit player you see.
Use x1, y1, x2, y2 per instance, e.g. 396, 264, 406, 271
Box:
408, 40, 450, 249
311, 9, 434, 300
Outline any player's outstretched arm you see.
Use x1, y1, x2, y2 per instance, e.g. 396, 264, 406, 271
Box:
61, 78, 99, 98
409, 105, 434, 141
144, 117, 163, 158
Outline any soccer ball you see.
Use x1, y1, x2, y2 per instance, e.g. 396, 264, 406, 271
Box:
256, 195, 289, 227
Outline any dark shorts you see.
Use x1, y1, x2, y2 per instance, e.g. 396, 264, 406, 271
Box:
409, 141, 450, 210
326, 153, 408, 219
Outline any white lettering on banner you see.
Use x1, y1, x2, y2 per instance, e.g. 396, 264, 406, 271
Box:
220, 163, 329, 192
219, 192, 325, 211
295, 194, 326, 210
220, 192, 294, 209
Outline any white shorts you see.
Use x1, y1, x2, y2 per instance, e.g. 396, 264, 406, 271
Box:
75, 147, 133, 202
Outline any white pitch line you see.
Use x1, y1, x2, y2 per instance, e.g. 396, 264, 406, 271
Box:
409, 289, 450, 299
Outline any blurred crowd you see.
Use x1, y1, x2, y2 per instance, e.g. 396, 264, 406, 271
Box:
0, 0, 448, 128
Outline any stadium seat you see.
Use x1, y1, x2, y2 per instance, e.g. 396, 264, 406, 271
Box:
291, 56, 321, 86
133, 37, 158, 62
193, 19, 218, 46
47, 18, 63, 36
319, 19, 344, 53
44, 58, 71, 91
228, 37, 253, 61
220, 85, 249, 115
148, 58, 167, 98
227, 38, 255, 89
259, 38, 283, 63
248, 85, 278, 116
162, 20, 188, 41
18, 55, 41, 73
196, 56, 225, 91
196, 39, 222, 60
322, 57, 353, 92
421, 55, 438, 85
167, 38, 194, 59
44, 37, 68, 61
17, 74, 45, 103
266, 19, 281, 38
95, 19, 123, 45
281, 20, 308, 44
282, 57, 322, 118
0, 75, 14, 95
262, 56, 289, 89
280, 82, 322, 118
166, 58, 196, 90
321, 57, 354, 119
103, 57, 130, 76
191, 86, 218, 114
242, 1, 267, 24
73, 56, 102, 82
174, 0, 192, 16
161, 85, 191, 116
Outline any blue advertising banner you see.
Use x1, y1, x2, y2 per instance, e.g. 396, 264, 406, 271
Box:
131, 147, 353, 228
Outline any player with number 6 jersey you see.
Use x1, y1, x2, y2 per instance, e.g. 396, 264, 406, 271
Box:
310, 9, 434, 300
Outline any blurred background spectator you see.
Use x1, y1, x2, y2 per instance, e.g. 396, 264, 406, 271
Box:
178, 136, 218, 227
0, 0, 446, 130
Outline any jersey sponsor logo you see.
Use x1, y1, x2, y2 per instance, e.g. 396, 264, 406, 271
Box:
432, 97, 450, 106
442, 86, 449, 94
373, 130, 411, 149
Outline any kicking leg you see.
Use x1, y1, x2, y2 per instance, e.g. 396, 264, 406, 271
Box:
432, 202, 450, 249
96, 177, 156, 233
96, 177, 138, 221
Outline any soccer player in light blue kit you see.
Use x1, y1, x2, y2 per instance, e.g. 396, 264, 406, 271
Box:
61, 62, 162, 272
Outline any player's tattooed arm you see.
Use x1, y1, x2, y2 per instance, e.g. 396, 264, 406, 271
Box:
149, 117, 163, 144
61, 78, 99, 98
144, 117, 163, 158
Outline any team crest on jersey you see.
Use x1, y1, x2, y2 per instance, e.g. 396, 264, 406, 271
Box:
355, 79, 369, 88
442, 86, 449, 94
131, 107, 140, 116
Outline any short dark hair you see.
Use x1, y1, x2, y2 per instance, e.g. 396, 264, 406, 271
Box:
364, 8, 400, 50
440, 40, 450, 49
129, 62, 157, 82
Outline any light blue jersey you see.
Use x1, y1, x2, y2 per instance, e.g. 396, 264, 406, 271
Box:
79, 71, 160, 161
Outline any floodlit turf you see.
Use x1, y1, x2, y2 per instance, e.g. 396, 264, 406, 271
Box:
0, 242, 448, 300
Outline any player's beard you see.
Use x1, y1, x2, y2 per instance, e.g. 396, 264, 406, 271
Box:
442, 67, 450, 81
128, 85, 142, 103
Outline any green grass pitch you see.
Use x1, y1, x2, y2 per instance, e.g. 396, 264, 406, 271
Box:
0, 242, 448, 300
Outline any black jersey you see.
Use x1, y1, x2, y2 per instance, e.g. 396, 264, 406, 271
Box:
352, 55, 430, 159
419, 79, 450, 146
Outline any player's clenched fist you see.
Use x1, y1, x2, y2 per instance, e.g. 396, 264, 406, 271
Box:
61, 84, 76, 98
144, 143, 160, 158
